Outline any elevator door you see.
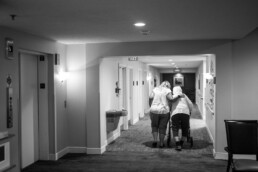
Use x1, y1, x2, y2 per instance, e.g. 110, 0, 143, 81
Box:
20, 53, 39, 168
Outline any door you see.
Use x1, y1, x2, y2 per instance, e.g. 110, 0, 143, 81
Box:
20, 53, 39, 168
142, 71, 148, 113
129, 68, 134, 125
138, 70, 144, 118
119, 66, 128, 130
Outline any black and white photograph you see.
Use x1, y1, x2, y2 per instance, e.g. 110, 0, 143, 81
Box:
1, 1, 258, 172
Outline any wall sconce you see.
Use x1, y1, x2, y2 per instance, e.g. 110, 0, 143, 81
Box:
204, 73, 213, 80
146, 74, 152, 81
57, 69, 69, 83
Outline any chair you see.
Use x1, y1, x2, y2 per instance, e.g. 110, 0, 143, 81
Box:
224, 120, 258, 172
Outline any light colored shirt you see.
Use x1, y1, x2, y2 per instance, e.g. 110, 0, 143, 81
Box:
171, 94, 193, 116
150, 87, 171, 114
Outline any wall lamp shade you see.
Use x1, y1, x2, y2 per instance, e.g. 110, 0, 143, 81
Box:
57, 70, 69, 83
205, 73, 213, 79
146, 74, 152, 81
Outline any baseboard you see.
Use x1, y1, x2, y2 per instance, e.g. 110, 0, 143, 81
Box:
132, 117, 139, 125
213, 151, 227, 160
69, 147, 87, 153
86, 146, 105, 154
214, 151, 256, 160
204, 124, 214, 144
100, 144, 106, 154
49, 147, 87, 160
107, 130, 121, 144
49, 147, 69, 160
49, 154, 58, 161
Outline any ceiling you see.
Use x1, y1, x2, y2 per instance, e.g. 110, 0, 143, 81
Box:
1, 0, 258, 69
138, 55, 206, 69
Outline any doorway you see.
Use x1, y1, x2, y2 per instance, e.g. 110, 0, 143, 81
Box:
99, 55, 216, 154
19, 52, 51, 168
162, 73, 196, 103
129, 68, 134, 125
119, 65, 128, 130
20, 53, 39, 168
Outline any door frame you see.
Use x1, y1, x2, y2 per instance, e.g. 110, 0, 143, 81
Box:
18, 50, 51, 169
118, 64, 129, 130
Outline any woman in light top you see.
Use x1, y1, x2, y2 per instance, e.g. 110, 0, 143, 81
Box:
149, 81, 175, 148
171, 86, 193, 151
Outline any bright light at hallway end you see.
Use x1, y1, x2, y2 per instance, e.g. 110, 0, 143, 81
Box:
134, 22, 146, 27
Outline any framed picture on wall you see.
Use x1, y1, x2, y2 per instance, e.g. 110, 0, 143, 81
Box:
173, 76, 184, 87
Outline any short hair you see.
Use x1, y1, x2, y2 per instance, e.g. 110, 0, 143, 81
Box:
173, 86, 182, 95
160, 81, 171, 89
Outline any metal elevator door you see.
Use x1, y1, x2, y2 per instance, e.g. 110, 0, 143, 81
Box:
20, 53, 39, 168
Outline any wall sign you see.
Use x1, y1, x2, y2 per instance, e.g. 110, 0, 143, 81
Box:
128, 57, 138, 61
5, 38, 14, 60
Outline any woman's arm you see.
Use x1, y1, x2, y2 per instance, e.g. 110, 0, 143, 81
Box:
167, 92, 181, 102
184, 94, 194, 112
149, 91, 155, 99
149, 91, 155, 107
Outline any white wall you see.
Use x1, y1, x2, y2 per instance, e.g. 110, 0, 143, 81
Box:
202, 42, 233, 157
99, 57, 119, 148
232, 29, 258, 118
196, 63, 204, 117
66, 45, 87, 149
204, 55, 216, 145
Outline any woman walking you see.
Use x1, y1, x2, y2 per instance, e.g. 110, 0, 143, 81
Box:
149, 81, 173, 148
171, 85, 193, 151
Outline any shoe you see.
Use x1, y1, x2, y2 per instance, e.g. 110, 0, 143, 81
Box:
159, 144, 165, 148
175, 141, 182, 151
175, 145, 182, 151
152, 142, 157, 148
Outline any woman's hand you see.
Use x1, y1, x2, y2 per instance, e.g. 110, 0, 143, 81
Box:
178, 94, 185, 98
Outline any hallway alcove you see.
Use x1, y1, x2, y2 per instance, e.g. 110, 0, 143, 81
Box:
99, 54, 216, 157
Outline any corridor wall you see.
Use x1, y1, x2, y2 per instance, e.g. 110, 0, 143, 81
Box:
66, 45, 87, 150
232, 29, 258, 119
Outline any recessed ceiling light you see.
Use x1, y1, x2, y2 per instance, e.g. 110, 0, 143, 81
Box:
134, 22, 146, 27
171, 63, 175, 65
169, 59, 173, 62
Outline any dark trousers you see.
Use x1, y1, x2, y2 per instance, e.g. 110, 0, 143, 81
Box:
171, 113, 189, 137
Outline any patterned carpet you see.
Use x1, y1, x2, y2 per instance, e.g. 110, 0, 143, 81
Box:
106, 105, 213, 155
23, 105, 227, 172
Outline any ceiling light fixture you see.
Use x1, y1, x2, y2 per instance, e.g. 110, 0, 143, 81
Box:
174, 68, 181, 73
134, 22, 146, 27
